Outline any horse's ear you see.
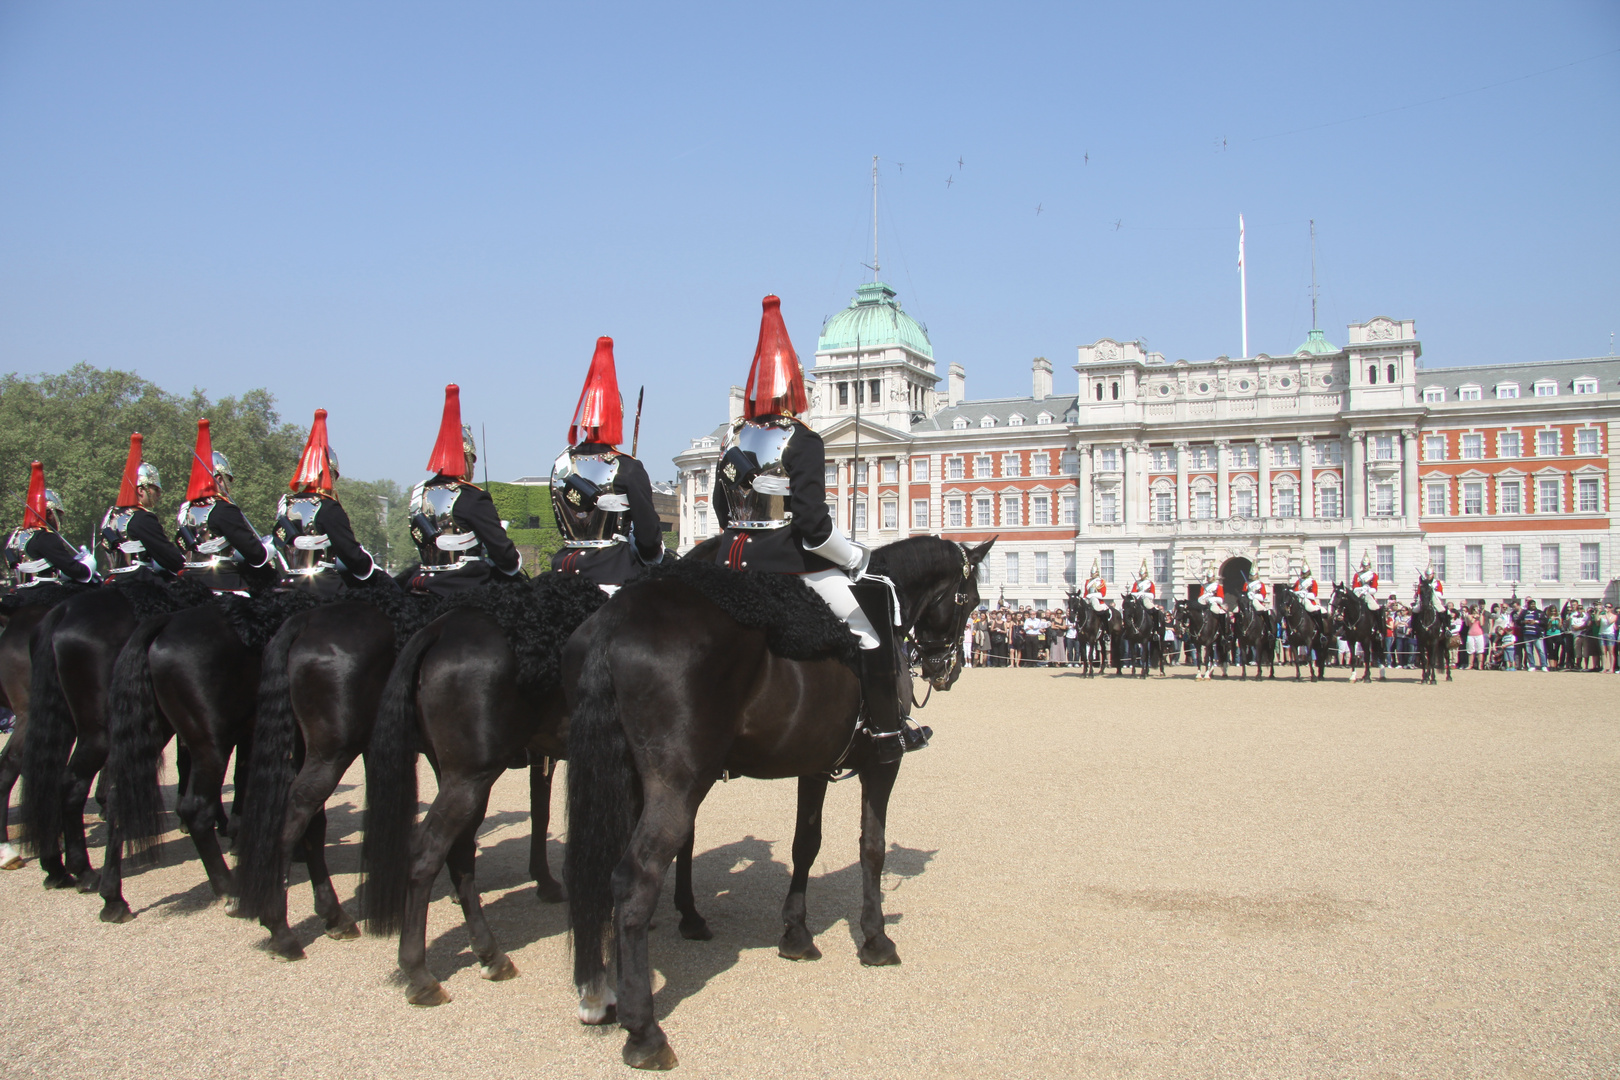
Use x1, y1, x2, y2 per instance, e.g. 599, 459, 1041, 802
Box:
967, 537, 997, 566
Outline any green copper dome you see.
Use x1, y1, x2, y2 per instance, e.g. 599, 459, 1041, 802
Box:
1295, 328, 1338, 355
816, 282, 933, 359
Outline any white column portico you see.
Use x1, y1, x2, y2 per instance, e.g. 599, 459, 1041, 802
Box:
1300, 436, 1314, 519
1349, 431, 1366, 524
1257, 437, 1272, 518
1077, 443, 1092, 530
1215, 439, 1230, 520
1123, 441, 1140, 524
1401, 428, 1419, 526
1174, 440, 1189, 521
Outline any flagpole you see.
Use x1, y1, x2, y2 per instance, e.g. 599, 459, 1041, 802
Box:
1238, 214, 1248, 359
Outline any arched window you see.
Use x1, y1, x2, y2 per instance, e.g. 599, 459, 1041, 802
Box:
1368, 364, 1378, 384
1111, 381, 1120, 400
1094, 382, 1104, 401
1386, 363, 1396, 384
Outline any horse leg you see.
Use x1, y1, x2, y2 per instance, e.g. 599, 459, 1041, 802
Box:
176, 749, 235, 899
397, 771, 499, 1005
673, 828, 711, 940
257, 753, 354, 959
60, 767, 100, 892
96, 818, 135, 923
779, 775, 827, 960
301, 807, 356, 938
443, 788, 517, 984
854, 759, 901, 966
528, 758, 565, 904
0, 742, 23, 868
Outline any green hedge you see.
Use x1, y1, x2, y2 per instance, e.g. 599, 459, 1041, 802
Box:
487, 482, 565, 564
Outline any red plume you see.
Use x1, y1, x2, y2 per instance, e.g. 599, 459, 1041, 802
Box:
23, 461, 49, 529
290, 409, 334, 494
426, 384, 469, 478
568, 337, 624, 446
116, 433, 145, 507
744, 295, 808, 419
186, 418, 218, 501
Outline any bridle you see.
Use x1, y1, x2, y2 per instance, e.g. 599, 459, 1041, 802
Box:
904, 542, 978, 699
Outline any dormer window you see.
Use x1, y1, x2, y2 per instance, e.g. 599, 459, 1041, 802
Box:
1574, 377, 1598, 395
1495, 382, 1519, 399
1459, 384, 1482, 401
1036, 411, 1053, 425
979, 416, 996, 428
952, 417, 967, 430
1534, 380, 1557, 397
1008, 413, 1025, 427
1423, 386, 1445, 403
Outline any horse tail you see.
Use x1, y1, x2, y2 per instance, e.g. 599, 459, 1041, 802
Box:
359, 619, 436, 936
19, 605, 73, 855
565, 605, 637, 972
234, 610, 307, 920
105, 614, 174, 861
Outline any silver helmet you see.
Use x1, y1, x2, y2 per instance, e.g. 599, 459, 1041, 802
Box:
136, 462, 162, 489
212, 451, 233, 482
461, 425, 477, 460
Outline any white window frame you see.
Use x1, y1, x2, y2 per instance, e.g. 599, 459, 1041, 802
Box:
1001, 453, 1022, 477
911, 457, 930, 482
1502, 544, 1521, 583
1495, 383, 1519, 399
1577, 476, 1601, 513
947, 457, 965, 480
881, 460, 898, 484
1537, 477, 1561, 514
1031, 494, 1051, 526
973, 496, 993, 527
1464, 544, 1483, 584
1498, 431, 1521, 458
1537, 429, 1560, 457
1060, 493, 1077, 526
1425, 483, 1448, 517
1574, 377, 1598, 395
1579, 543, 1600, 581
881, 499, 897, 531
1461, 433, 1484, 460
974, 454, 993, 479
1498, 478, 1522, 515
1423, 386, 1445, 403
1001, 494, 1022, 527
1423, 434, 1447, 461
1540, 544, 1560, 582
1030, 453, 1051, 477
1462, 481, 1484, 516
1575, 428, 1601, 456
1459, 384, 1482, 401
1534, 380, 1557, 397
912, 499, 930, 529
946, 497, 964, 529
1318, 484, 1341, 519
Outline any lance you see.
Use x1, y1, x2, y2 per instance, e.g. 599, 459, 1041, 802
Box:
631, 386, 645, 457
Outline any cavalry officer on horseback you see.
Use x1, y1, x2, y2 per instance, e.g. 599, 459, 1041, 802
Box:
4, 461, 95, 589
710, 294, 921, 762
1128, 558, 1157, 610
406, 384, 524, 596
272, 409, 383, 597
1245, 571, 1269, 609
1291, 561, 1323, 612
549, 338, 664, 592
1352, 551, 1381, 611
1413, 563, 1444, 606
175, 419, 275, 595
1197, 564, 1228, 618
1080, 558, 1108, 613
97, 432, 185, 582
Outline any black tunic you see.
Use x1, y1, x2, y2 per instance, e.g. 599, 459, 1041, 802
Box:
20, 529, 94, 584
710, 418, 835, 575
549, 445, 665, 588
283, 496, 383, 598
181, 499, 275, 593
125, 507, 186, 576
413, 477, 524, 597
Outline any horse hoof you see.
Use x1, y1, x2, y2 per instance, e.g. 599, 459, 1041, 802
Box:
579, 1001, 617, 1026
778, 937, 821, 961
623, 1036, 678, 1071
533, 879, 566, 905
223, 896, 246, 919
74, 870, 101, 894
325, 920, 361, 941
407, 982, 452, 1007
269, 940, 307, 963
42, 871, 75, 890
858, 938, 901, 967
100, 900, 135, 924
480, 955, 519, 981
678, 917, 713, 941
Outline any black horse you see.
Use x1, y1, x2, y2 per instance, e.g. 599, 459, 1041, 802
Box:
358, 576, 603, 1006
1276, 585, 1330, 681
1411, 581, 1452, 685
1064, 592, 1118, 676
564, 536, 990, 1069
1118, 593, 1163, 677
1330, 584, 1384, 683
1231, 594, 1276, 680
1177, 597, 1231, 680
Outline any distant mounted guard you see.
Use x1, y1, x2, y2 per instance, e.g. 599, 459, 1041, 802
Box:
272, 409, 383, 596
97, 432, 185, 582
175, 418, 275, 595
4, 461, 95, 589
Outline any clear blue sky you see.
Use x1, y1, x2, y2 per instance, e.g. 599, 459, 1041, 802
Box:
2, 2, 1616, 484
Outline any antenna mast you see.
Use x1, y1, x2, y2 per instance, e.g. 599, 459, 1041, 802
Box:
1309, 219, 1319, 331
870, 155, 880, 282
1238, 214, 1248, 359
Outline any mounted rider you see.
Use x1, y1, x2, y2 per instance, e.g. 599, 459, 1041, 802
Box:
407, 384, 524, 597
1244, 571, 1269, 610
272, 409, 383, 597
549, 338, 665, 593
1290, 560, 1323, 613
1127, 558, 1157, 610
175, 418, 275, 595
97, 432, 186, 582
1080, 559, 1108, 613
1197, 565, 1228, 617
710, 294, 922, 763
1352, 551, 1381, 611
4, 461, 95, 589
1413, 563, 1444, 606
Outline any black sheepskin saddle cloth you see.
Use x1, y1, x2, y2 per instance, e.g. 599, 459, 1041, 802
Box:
645, 560, 858, 667
345, 574, 608, 690
0, 580, 96, 617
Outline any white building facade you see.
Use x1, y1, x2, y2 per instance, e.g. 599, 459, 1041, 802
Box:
675, 284, 1620, 608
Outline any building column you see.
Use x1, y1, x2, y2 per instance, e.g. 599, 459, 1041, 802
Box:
1123, 441, 1139, 526
865, 455, 879, 537
1174, 440, 1189, 521
836, 456, 849, 533
1401, 428, 1419, 527
1300, 436, 1314, 519
1215, 439, 1230, 520
1348, 431, 1366, 525
1077, 443, 1092, 532
1257, 437, 1272, 518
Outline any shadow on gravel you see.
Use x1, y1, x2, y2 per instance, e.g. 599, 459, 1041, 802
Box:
647, 834, 937, 1020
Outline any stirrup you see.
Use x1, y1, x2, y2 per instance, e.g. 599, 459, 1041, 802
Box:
900, 719, 932, 753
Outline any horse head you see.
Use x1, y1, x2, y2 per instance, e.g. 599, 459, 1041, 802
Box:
877, 535, 994, 691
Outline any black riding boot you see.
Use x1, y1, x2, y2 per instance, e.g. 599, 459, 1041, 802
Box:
852, 583, 929, 765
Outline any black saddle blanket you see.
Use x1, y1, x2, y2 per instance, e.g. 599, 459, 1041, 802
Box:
644, 560, 859, 667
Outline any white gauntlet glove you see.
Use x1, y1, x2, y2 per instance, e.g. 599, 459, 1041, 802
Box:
805, 526, 870, 580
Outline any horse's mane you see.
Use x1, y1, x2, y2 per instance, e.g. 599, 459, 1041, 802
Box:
869, 535, 963, 582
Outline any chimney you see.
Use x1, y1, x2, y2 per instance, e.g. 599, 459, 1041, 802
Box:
727, 385, 745, 423
948, 363, 966, 407
1032, 356, 1052, 401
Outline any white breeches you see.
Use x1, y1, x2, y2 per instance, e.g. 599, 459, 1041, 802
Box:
1300, 597, 1322, 613
1130, 593, 1155, 609
804, 569, 880, 650
1354, 586, 1379, 606
1200, 595, 1225, 614
1085, 595, 1105, 612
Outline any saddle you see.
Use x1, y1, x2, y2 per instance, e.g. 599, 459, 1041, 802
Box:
646, 560, 860, 669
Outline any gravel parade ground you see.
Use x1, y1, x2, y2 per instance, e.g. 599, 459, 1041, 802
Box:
2, 666, 1615, 1079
